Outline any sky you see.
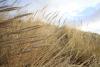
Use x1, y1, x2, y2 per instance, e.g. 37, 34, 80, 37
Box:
3, 0, 100, 34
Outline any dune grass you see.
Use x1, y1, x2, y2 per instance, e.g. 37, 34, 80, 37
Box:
0, 2, 100, 66
0, 16, 100, 67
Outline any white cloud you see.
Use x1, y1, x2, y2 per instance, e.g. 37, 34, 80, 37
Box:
48, 0, 100, 16
47, 0, 100, 34
80, 20, 100, 34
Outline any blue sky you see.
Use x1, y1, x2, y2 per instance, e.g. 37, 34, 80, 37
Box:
4, 0, 100, 34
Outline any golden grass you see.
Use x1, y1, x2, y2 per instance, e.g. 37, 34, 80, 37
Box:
0, 17, 100, 67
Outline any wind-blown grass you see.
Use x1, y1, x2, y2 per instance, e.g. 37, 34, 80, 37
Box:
0, 1, 100, 66
0, 17, 100, 67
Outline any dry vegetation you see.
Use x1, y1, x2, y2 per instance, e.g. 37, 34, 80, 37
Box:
0, 18, 100, 67
0, 1, 100, 67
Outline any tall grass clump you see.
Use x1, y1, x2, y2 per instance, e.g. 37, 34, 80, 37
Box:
0, 17, 100, 67
0, 1, 100, 67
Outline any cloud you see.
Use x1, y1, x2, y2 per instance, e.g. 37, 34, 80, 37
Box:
80, 20, 100, 34
77, 3, 100, 34
47, 0, 100, 16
